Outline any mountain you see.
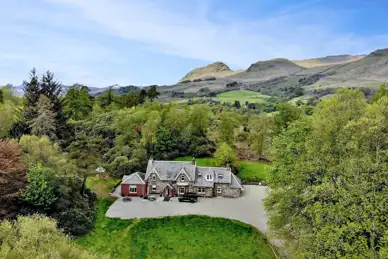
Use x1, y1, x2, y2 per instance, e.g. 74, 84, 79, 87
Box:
230, 58, 304, 81
163, 48, 388, 100
293, 55, 365, 68
179, 62, 243, 82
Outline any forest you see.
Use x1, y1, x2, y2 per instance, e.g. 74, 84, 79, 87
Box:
1, 68, 388, 258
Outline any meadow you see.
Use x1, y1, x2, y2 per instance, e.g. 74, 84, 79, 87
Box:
215, 90, 270, 104
76, 200, 276, 259
174, 157, 271, 183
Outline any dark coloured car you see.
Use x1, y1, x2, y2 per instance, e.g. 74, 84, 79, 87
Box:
178, 192, 198, 203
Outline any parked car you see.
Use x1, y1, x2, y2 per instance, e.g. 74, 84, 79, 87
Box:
123, 196, 132, 202
178, 192, 198, 203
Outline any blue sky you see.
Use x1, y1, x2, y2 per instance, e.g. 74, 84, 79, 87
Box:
1, 0, 387, 87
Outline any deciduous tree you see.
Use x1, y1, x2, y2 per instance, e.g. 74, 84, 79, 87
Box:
0, 215, 100, 259
64, 84, 94, 120
265, 89, 388, 258
214, 143, 237, 166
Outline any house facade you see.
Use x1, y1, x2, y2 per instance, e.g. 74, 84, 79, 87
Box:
120, 159, 244, 198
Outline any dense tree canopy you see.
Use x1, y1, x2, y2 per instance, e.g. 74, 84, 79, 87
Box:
64, 84, 94, 120
265, 89, 388, 258
0, 215, 100, 259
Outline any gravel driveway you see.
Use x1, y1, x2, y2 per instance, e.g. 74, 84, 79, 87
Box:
106, 185, 269, 233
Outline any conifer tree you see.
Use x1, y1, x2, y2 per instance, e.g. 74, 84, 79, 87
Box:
147, 85, 159, 101
29, 95, 57, 140
23, 68, 40, 125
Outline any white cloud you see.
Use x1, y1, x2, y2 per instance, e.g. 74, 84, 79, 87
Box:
1, 0, 387, 86
45, 0, 388, 67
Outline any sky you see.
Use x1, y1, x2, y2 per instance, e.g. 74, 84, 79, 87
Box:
1, 0, 387, 87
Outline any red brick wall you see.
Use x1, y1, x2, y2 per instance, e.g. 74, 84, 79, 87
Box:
121, 184, 146, 196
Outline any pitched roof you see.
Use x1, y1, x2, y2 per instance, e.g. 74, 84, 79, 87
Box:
145, 160, 195, 181
193, 168, 214, 187
122, 172, 146, 185
230, 174, 244, 190
144, 159, 243, 191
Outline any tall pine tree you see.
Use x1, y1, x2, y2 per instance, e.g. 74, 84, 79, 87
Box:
40, 71, 72, 145
23, 68, 41, 126
29, 95, 57, 140
11, 68, 41, 138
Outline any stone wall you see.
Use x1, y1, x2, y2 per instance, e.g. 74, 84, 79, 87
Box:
194, 187, 213, 197
215, 183, 242, 198
147, 173, 166, 195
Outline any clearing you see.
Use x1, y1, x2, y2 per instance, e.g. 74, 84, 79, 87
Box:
175, 157, 270, 183
76, 199, 276, 259
216, 90, 270, 104
86, 176, 120, 199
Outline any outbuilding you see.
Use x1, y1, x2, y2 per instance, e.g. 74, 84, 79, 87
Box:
121, 172, 147, 197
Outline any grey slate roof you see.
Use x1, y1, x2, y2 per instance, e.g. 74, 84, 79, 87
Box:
193, 167, 214, 187
145, 160, 195, 181
230, 174, 244, 190
144, 159, 243, 190
122, 172, 146, 184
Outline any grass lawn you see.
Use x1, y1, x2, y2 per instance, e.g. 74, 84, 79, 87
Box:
86, 176, 121, 199
76, 200, 276, 259
236, 161, 271, 183
216, 90, 270, 104
174, 157, 271, 183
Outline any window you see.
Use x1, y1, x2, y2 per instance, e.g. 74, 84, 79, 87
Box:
217, 187, 222, 194
129, 185, 137, 193
218, 174, 224, 179
198, 187, 205, 194
152, 185, 157, 192
206, 175, 213, 181
152, 174, 156, 181
180, 175, 185, 182
179, 187, 185, 194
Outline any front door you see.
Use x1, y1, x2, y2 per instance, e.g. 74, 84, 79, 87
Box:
166, 188, 170, 197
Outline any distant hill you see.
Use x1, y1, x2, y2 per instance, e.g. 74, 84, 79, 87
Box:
293, 55, 365, 68
179, 62, 243, 82
230, 58, 304, 81
5, 84, 140, 97
163, 48, 388, 101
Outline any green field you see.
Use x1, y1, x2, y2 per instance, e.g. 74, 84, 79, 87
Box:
76, 200, 276, 259
216, 90, 270, 104
174, 157, 270, 183
86, 176, 120, 199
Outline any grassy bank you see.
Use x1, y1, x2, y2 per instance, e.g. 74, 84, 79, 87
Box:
76, 200, 276, 259
86, 176, 120, 199
174, 157, 270, 183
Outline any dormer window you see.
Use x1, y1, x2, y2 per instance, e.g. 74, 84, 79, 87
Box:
206, 175, 213, 181
181, 175, 185, 182
218, 173, 224, 179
